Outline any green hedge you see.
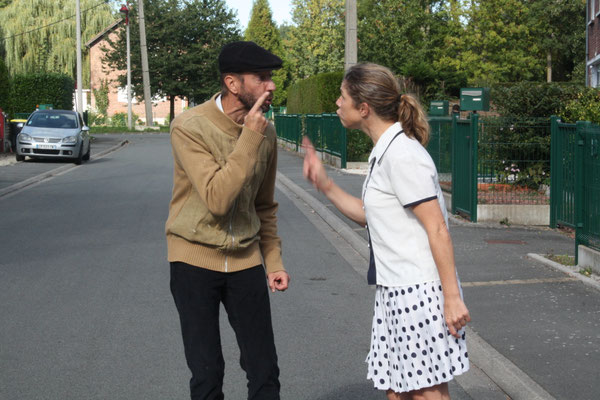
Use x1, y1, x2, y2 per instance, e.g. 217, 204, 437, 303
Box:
0, 59, 10, 112
286, 71, 344, 114
559, 87, 600, 123
492, 82, 582, 119
10, 72, 74, 114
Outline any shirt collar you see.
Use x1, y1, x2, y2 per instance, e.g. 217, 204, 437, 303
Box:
368, 122, 403, 164
215, 94, 224, 112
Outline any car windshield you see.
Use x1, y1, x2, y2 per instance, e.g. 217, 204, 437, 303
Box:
27, 113, 78, 129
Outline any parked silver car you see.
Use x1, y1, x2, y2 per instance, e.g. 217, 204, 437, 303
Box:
16, 109, 91, 164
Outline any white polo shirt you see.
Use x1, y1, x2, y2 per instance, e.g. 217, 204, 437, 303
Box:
363, 122, 448, 287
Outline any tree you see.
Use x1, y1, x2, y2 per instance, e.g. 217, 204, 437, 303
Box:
0, 0, 114, 82
103, 0, 241, 121
244, 0, 289, 106
528, 0, 586, 82
443, 0, 544, 85
283, 0, 345, 82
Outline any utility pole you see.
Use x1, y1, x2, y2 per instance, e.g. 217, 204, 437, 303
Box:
76, 0, 83, 116
120, 4, 133, 129
138, 0, 153, 127
344, 0, 357, 71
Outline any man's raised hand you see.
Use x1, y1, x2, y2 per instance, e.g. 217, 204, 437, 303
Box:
244, 91, 270, 133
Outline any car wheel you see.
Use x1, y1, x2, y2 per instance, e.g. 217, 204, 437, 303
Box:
16, 153, 25, 162
82, 143, 90, 161
74, 146, 83, 165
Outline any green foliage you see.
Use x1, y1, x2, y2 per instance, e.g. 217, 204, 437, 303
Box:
346, 129, 373, 162
559, 88, 600, 124
244, 0, 289, 106
110, 111, 139, 127
492, 82, 581, 118
284, 0, 344, 82
286, 71, 343, 113
104, 0, 241, 109
11, 72, 74, 113
528, 0, 586, 82
0, 0, 114, 82
92, 79, 109, 123
0, 58, 10, 111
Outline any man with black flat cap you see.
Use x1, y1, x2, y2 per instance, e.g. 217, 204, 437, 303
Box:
166, 41, 289, 400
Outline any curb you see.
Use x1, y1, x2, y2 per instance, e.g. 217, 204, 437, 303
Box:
276, 170, 556, 400
527, 253, 600, 292
0, 140, 128, 199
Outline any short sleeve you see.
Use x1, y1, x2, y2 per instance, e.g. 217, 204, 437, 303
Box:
388, 150, 438, 208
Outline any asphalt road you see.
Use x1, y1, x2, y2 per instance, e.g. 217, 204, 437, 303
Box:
0, 134, 474, 399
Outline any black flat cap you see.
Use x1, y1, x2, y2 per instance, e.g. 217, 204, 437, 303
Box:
218, 41, 283, 73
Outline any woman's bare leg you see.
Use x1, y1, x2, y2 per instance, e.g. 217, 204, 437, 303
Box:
406, 382, 450, 400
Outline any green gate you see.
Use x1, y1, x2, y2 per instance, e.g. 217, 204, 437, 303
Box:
577, 122, 600, 255
427, 116, 453, 174
452, 113, 478, 221
550, 116, 576, 228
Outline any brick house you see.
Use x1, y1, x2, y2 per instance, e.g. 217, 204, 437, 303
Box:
85, 19, 188, 124
587, 0, 600, 86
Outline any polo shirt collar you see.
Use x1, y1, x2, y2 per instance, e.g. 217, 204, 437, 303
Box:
368, 122, 403, 165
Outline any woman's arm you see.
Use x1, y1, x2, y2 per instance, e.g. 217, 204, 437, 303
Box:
411, 199, 471, 338
303, 136, 366, 226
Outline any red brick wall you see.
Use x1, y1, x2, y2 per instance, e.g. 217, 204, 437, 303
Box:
88, 28, 187, 124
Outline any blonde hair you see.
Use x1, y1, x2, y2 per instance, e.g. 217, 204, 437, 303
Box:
343, 63, 430, 146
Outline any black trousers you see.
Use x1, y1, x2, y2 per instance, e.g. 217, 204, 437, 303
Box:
170, 262, 280, 400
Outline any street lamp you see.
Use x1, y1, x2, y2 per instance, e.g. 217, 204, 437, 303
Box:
120, 4, 132, 130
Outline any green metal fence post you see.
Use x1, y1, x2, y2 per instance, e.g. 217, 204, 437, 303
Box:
574, 121, 589, 265
471, 113, 479, 223
451, 113, 458, 215
550, 115, 559, 228
341, 125, 347, 169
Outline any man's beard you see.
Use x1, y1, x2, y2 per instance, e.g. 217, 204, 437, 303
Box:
239, 87, 271, 113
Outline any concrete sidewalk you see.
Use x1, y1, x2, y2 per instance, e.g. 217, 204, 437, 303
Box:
276, 147, 600, 400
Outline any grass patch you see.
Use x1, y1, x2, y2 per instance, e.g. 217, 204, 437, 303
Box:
579, 267, 593, 277
547, 254, 576, 266
90, 126, 169, 134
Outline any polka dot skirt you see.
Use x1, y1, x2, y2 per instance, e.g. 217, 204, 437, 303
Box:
366, 281, 469, 393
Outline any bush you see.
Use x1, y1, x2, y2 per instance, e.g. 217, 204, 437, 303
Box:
559, 87, 600, 124
110, 111, 139, 127
11, 72, 74, 113
491, 82, 582, 119
286, 71, 344, 113
0, 59, 10, 112
347, 129, 372, 162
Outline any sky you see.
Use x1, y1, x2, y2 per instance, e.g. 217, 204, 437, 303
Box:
224, 0, 293, 30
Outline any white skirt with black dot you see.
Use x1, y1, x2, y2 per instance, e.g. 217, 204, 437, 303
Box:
366, 281, 469, 393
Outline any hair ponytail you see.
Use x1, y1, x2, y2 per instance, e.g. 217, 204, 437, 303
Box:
344, 63, 430, 146
398, 94, 429, 146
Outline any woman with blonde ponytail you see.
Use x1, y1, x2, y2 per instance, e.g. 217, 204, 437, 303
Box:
303, 63, 470, 400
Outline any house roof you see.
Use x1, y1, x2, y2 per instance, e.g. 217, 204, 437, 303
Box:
85, 19, 124, 48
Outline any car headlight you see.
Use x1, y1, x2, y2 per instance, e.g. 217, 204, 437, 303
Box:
19, 133, 33, 142
62, 136, 78, 144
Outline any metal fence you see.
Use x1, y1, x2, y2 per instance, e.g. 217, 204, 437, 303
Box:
427, 117, 453, 192
274, 113, 347, 168
577, 122, 600, 255
550, 117, 576, 228
477, 117, 551, 206
274, 114, 302, 151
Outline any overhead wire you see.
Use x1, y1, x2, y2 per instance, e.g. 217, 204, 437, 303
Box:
0, 0, 112, 42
